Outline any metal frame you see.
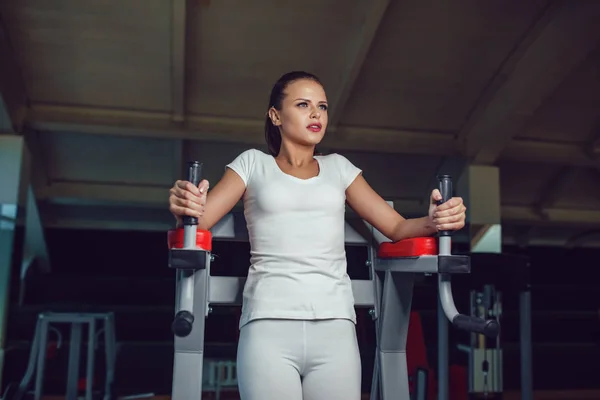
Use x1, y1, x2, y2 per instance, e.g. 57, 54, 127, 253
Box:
168, 226, 498, 400
10, 312, 116, 400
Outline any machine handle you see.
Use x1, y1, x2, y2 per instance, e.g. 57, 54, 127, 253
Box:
452, 314, 500, 339
435, 174, 500, 339
437, 174, 452, 237
172, 161, 204, 338
182, 161, 203, 227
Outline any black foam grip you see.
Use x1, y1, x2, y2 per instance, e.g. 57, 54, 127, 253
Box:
452, 314, 500, 339
172, 310, 194, 337
182, 161, 203, 226
437, 174, 453, 237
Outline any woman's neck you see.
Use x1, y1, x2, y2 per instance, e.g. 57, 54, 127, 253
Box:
277, 142, 315, 167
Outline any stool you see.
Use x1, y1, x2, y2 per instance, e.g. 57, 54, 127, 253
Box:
11, 312, 116, 400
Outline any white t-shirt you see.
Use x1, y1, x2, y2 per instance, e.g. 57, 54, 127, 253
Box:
226, 149, 362, 329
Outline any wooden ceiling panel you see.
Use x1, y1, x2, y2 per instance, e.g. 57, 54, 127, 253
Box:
2, 0, 171, 111
339, 0, 549, 132
185, 0, 370, 119
517, 50, 600, 144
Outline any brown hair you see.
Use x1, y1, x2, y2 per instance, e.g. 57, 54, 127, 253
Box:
264, 71, 323, 157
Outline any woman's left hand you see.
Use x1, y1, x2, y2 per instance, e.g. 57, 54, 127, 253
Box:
428, 189, 467, 232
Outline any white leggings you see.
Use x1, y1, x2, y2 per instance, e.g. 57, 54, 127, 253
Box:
236, 318, 362, 400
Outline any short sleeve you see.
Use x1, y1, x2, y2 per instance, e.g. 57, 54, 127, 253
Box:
334, 154, 362, 189
225, 149, 257, 186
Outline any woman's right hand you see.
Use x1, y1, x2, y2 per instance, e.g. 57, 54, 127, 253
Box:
169, 179, 210, 225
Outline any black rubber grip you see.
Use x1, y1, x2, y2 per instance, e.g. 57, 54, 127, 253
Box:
182, 161, 203, 226
437, 174, 453, 237
452, 314, 500, 339
172, 310, 194, 337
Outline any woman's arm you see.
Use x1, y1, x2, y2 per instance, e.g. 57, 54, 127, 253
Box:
345, 174, 466, 242
169, 167, 246, 231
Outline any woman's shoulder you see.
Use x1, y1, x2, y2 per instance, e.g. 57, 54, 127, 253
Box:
233, 148, 270, 162
315, 152, 353, 166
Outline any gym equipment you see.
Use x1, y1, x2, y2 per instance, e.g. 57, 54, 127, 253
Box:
458, 253, 532, 400
364, 175, 499, 400
167, 162, 500, 400
9, 312, 116, 400
468, 285, 503, 396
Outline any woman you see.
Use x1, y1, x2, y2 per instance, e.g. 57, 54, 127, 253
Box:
168, 71, 466, 400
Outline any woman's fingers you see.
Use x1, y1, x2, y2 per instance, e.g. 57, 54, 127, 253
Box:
169, 203, 202, 218
437, 221, 465, 231
169, 180, 207, 218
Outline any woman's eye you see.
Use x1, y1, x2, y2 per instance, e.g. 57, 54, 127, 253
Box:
320, 105, 328, 111
297, 102, 307, 107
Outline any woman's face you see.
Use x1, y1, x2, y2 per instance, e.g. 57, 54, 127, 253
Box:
269, 79, 329, 148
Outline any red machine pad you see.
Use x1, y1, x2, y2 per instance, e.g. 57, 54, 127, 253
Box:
378, 237, 437, 259
167, 228, 213, 251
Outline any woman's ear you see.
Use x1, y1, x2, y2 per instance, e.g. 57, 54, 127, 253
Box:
268, 107, 281, 126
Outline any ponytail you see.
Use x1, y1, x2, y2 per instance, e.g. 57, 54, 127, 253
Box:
264, 114, 282, 157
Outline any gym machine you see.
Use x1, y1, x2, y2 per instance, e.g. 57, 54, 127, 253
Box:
458, 253, 532, 400
466, 285, 503, 397
363, 177, 499, 400
167, 161, 500, 400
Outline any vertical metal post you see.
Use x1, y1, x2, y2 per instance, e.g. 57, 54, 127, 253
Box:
86, 318, 96, 400
66, 323, 83, 400
437, 286, 449, 400
468, 290, 476, 393
519, 289, 533, 400
437, 215, 452, 400
103, 313, 117, 400
367, 246, 381, 400
33, 317, 49, 400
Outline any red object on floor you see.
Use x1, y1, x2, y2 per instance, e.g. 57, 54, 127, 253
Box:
77, 377, 93, 391
449, 364, 468, 400
406, 312, 437, 396
45, 342, 58, 359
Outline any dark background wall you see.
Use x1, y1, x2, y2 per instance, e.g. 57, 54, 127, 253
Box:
4, 227, 600, 396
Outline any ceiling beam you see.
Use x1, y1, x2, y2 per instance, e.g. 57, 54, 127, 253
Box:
37, 181, 171, 208
458, 0, 600, 165
171, 0, 188, 123
565, 229, 600, 249
325, 0, 389, 133
0, 14, 27, 132
533, 166, 579, 218
27, 102, 600, 167
27, 103, 456, 156
36, 179, 600, 228
590, 137, 600, 157
502, 138, 600, 168
585, 119, 600, 160
502, 205, 600, 227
